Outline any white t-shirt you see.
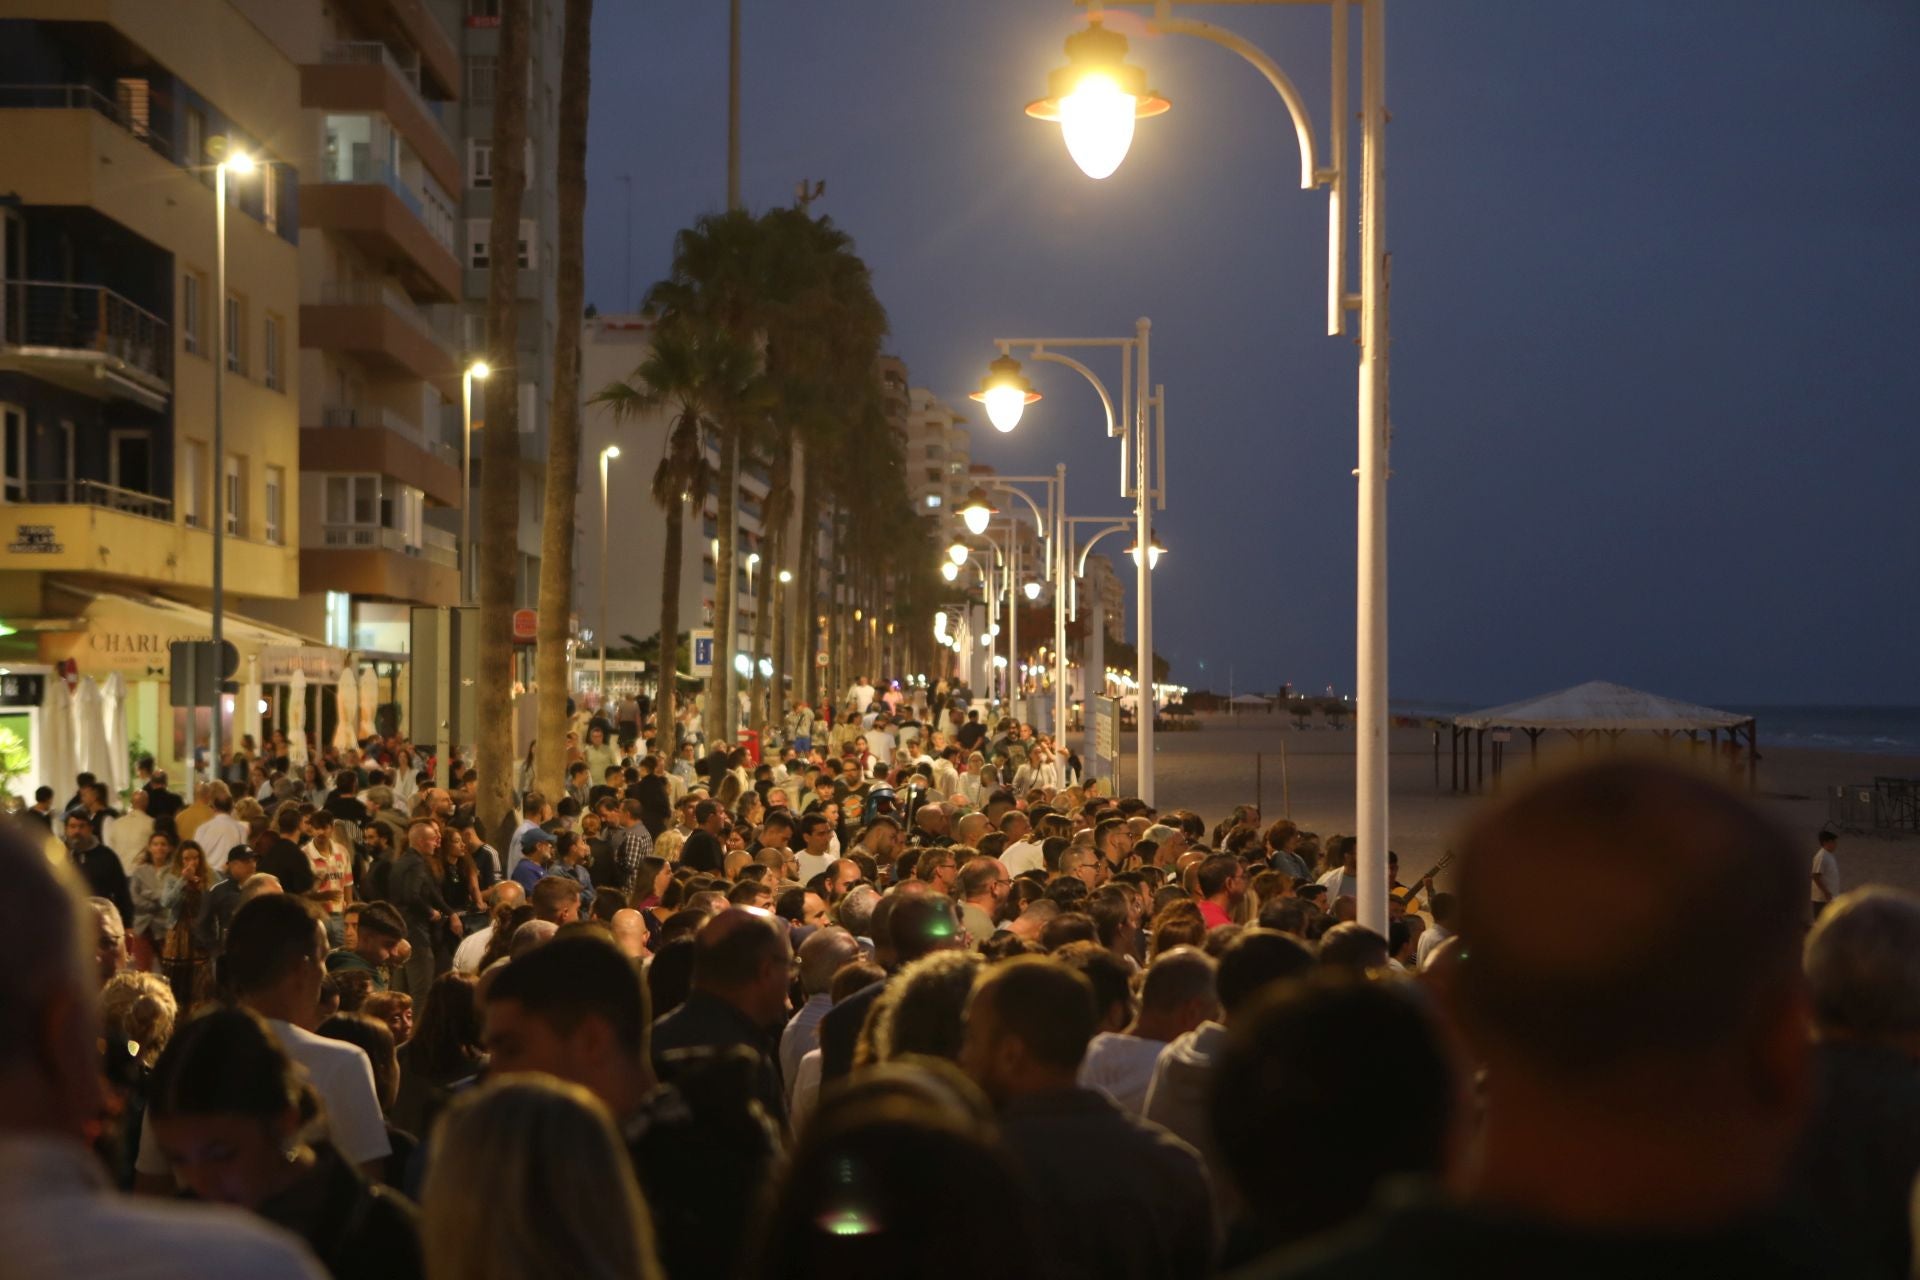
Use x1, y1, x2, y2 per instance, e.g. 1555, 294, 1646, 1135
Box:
1001, 839, 1046, 877
1078, 1032, 1170, 1113
1415, 922, 1453, 970
453, 925, 494, 975
1318, 867, 1358, 900
137, 1017, 391, 1177
1811, 848, 1841, 902
194, 813, 249, 875
796, 851, 838, 885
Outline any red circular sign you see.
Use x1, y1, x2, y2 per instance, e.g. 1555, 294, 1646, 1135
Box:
512, 608, 538, 642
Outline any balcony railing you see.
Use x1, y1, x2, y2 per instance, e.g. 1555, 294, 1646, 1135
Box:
319, 42, 451, 144
12, 478, 173, 523
321, 523, 458, 568
317, 404, 461, 469
311, 151, 457, 255
0, 83, 173, 162
315, 280, 458, 348
2, 279, 173, 385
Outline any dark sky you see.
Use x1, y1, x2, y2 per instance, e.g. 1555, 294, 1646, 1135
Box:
583, 1, 1920, 708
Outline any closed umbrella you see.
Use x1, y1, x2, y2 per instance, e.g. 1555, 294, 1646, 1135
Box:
333, 667, 358, 754
103, 673, 130, 798
237, 656, 262, 758
39, 675, 75, 801
73, 676, 114, 790
357, 665, 378, 739
288, 668, 309, 767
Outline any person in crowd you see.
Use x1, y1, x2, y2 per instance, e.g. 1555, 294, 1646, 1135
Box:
650, 907, 793, 1128
1211, 975, 1456, 1265
1143, 929, 1315, 1189
98, 971, 177, 1189
1811, 828, 1841, 917
315, 1011, 416, 1189
66, 809, 132, 925
107, 788, 157, 874
392, 972, 485, 1140
391, 821, 457, 998
194, 784, 250, 876
326, 902, 407, 994
128, 828, 177, 971
1417, 890, 1458, 969
960, 956, 1215, 1280
147, 1007, 422, 1279
1080, 946, 1219, 1113
482, 934, 776, 1279
820, 893, 965, 1081
1789, 887, 1920, 1278
954, 856, 1010, 946
421, 1075, 659, 1280
138, 893, 391, 1190
0, 822, 329, 1277
450, 881, 525, 975
1253, 760, 1820, 1277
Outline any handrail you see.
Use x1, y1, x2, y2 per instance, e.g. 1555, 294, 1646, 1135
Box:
319, 42, 451, 144
0, 83, 174, 162
14, 478, 172, 523
0, 278, 172, 384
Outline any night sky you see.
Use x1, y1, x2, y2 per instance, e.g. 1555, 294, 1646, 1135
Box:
582, 1, 1920, 707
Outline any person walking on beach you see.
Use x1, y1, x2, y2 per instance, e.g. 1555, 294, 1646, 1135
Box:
1811, 829, 1840, 917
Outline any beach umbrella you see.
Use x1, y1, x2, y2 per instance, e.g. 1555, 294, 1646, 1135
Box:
332, 667, 358, 754
38, 675, 75, 800
288, 668, 309, 767
357, 665, 378, 739
103, 673, 130, 797
72, 676, 114, 790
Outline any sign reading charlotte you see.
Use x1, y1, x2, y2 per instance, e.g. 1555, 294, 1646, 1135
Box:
9, 524, 62, 554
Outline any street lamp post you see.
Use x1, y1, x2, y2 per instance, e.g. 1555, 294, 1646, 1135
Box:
1066, 515, 1159, 792
598, 445, 620, 695
976, 322, 1163, 804
210, 143, 255, 784
460, 361, 490, 605
1030, 0, 1393, 931
971, 470, 1068, 736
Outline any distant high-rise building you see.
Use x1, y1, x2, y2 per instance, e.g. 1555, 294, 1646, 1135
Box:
906, 386, 970, 515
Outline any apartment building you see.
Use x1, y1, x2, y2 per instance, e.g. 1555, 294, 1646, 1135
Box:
906, 385, 971, 515
236, 0, 466, 660
0, 1, 307, 776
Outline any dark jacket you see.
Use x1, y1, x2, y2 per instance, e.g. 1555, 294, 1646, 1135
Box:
650, 990, 787, 1130
255, 1143, 423, 1280
72, 841, 133, 924
389, 850, 447, 932
259, 837, 316, 896
625, 1079, 777, 1280
817, 975, 889, 1083
1787, 1039, 1920, 1279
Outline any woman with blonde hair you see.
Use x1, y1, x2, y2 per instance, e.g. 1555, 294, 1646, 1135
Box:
422, 1075, 659, 1280
652, 828, 686, 865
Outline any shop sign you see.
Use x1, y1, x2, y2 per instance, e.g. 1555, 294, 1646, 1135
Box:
8, 524, 62, 554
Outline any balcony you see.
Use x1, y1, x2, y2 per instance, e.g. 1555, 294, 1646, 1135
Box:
0, 83, 172, 162
9, 478, 171, 523
303, 523, 458, 605
303, 404, 462, 507
300, 167, 461, 302
302, 47, 459, 195
0, 280, 172, 409
331, 0, 462, 101
301, 281, 458, 399
0, 482, 294, 596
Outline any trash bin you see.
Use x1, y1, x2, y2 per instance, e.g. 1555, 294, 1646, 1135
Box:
737, 728, 762, 765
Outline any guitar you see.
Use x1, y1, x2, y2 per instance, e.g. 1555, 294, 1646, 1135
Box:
1392, 850, 1456, 912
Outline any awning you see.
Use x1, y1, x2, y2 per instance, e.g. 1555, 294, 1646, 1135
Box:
35, 579, 341, 679
1453, 680, 1750, 732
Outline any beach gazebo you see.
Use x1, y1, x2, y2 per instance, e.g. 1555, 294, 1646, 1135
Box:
1449, 680, 1757, 792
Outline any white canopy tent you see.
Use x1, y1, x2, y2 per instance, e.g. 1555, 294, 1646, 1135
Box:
1450, 680, 1757, 791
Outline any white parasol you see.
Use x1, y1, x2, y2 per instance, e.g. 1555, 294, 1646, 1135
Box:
72, 676, 115, 791
38, 674, 76, 800
103, 672, 130, 798
332, 666, 358, 754
236, 656, 262, 758
357, 665, 378, 739
288, 668, 310, 767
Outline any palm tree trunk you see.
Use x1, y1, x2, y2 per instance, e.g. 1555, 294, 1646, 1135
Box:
533, 0, 593, 800
476, 0, 531, 837
707, 427, 739, 751
750, 435, 789, 733
657, 495, 685, 756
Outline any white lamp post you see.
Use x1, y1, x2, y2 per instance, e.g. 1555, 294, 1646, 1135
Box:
461, 360, 490, 605
1029, 0, 1394, 933
210, 141, 256, 783
598, 445, 620, 695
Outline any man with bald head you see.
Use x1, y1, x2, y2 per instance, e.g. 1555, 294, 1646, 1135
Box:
451, 879, 525, 975
913, 801, 952, 847
650, 906, 793, 1128
1256, 760, 1819, 1277
954, 810, 990, 848
780, 926, 860, 1087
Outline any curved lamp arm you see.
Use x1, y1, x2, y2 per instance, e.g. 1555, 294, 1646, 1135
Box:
1013, 347, 1121, 439
1151, 15, 1323, 191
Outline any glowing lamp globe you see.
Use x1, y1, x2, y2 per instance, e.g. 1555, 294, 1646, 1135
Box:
1023, 581, 1042, 601
1026, 20, 1170, 181
970, 355, 1040, 433
958, 487, 996, 537
941, 561, 960, 582
947, 542, 970, 567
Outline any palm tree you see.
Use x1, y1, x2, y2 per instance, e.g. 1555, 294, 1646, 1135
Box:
592, 318, 758, 758
532, 0, 594, 800
475, 0, 531, 840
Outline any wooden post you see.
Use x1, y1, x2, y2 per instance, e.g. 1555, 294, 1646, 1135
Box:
1748, 720, 1759, 791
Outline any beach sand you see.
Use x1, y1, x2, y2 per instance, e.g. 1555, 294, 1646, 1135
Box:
1117, 714, 1920, 895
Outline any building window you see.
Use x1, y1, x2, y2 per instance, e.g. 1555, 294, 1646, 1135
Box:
468, 139, 492, 188
261, 164, 279, 233
925, 494, 942, 509
264, 465, 284, 544
224, 295, 245, 374
182, 271, 203, 355
467, 220, 489, 269
263, 314, 282, 390
326, 474, 380, 526
467, 55, 497, 104
182, 440, 206, 528
224, 455, 246, 536
2, 406, 24, 502
185, 107, 205, 169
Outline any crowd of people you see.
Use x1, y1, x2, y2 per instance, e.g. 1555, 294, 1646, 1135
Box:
5, 674, 1917, 1278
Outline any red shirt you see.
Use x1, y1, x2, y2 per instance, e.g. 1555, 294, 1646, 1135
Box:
1199, 899, 1233, 930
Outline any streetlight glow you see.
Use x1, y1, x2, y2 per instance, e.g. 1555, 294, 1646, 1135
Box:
970, 354, 1041, 433
604, 445, 620, 459
1026, 20, 1169, 181
777, 569, 793, 584
468, 360, 491, 380
1023, 580, 1042, 601
222, 149, 256, 175
1127, 535, 1167, 571
947, 542, 970, 567
958, 487, 996, 536
941, 561, 960, 582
